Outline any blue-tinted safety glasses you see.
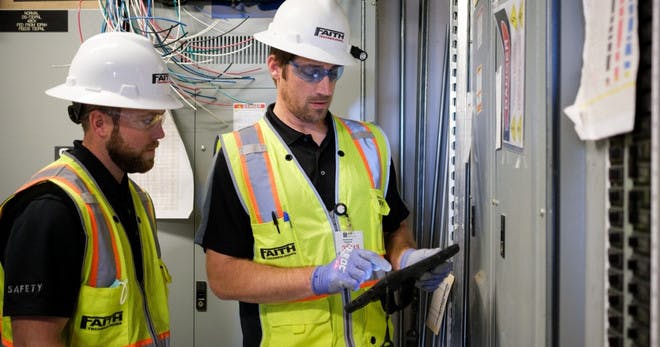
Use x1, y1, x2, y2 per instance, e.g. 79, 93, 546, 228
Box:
288, 60, 344, 83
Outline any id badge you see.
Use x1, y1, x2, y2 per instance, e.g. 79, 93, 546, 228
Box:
334, 230, 364, 255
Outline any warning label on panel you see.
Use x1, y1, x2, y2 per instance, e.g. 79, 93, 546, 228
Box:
0, 10, 67, 32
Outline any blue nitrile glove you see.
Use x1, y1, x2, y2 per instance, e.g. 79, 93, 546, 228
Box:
311, 246, 392, 295
400, 248, 453, 292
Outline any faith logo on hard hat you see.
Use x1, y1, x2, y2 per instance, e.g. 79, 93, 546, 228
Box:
314, 27, 345, 43
152, 73, 170, 84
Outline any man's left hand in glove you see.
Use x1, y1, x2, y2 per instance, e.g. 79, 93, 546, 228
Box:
399, 248, 453, 292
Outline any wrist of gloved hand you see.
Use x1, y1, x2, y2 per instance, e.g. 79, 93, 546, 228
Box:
311, 246, 392, 295
400, 248, 453, 292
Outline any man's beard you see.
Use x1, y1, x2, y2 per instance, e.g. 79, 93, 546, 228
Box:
281, 89, 330, 123
107, 127, 156, 174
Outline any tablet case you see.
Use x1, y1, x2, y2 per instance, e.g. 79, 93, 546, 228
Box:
344, 243, 460, 313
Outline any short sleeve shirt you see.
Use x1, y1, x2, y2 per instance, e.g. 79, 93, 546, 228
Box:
195, 105, 410, 347
0, 140, 144, 317
197, 104, 410, 257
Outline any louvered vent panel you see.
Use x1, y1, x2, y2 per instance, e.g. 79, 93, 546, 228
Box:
183, 35, 269, 65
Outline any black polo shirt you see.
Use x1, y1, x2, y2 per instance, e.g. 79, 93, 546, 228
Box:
0, 140, 144, 317
198, 104, 409, 258
196, 104, 409, 347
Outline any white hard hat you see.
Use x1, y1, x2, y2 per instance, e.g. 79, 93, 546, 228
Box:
46, 31, 183, 110
254, 0, 357, 66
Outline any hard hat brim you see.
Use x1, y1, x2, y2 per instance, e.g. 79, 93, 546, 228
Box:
45, 84, 184, 110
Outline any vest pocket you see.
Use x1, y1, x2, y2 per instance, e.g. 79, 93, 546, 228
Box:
159, 259, 172, 297
370, 188, 390, 217
352, 298, 391, 346
262, 299, 331, 347
251, 221, 302, 266
69, 285, 128, 346
369, 188, 389, 253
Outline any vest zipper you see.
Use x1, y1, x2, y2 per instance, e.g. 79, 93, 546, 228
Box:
342, 289, 356, 347
139, 282, 161, 346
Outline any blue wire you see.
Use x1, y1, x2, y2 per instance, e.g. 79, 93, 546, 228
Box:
94, 1, 259, 105
126, 16, 188, 27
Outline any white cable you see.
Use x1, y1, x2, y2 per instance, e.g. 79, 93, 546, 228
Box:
185, 19, 222, 40
181, 7, 225, 39
193, 100, 232, 128
97, 0, 114, 31
170, 84, 197, 110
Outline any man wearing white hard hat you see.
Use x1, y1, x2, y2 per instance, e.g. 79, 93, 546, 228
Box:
196, 0, 452, 346
0, 31, 182, 346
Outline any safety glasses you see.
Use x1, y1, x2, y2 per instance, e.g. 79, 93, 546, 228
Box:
123, 112, 164, 130
288, 60, 344, 83
104, 110, 165, 130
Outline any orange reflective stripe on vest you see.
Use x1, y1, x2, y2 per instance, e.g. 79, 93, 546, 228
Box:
335, 118, 385, 190
230, 122, 283, 223
20, 159, 122, 286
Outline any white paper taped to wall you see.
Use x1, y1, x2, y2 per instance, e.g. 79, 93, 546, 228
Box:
129, 110, 194, 219
563, 0, 639, 141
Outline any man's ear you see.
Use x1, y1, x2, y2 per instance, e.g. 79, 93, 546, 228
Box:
88, 109, 113, 137
267, 55, 281, 80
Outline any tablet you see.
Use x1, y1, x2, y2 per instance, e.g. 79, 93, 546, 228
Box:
344, 244, 460, 313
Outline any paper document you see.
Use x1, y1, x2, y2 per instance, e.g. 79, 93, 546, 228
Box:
563, 0, 639, 140
426, 273, 455, 335
129, 110, 194, 219
233, 102, 266, 130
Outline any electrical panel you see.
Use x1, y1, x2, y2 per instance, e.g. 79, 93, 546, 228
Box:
606, 0, 656, 345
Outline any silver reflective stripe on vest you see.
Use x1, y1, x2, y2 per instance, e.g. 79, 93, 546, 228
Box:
133, 183, 162, 258
234, 124, 280, 223
241, 143, 268, 155
31, 155, 118, 287
339, 119, 384, 190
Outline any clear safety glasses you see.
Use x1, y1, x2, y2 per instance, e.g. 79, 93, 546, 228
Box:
123, 112, 164, 130
288, 60, 344, 83
104, 110, 165, 130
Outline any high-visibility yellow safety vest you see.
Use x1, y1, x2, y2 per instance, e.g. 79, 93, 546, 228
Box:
219, 116, 393, 347
0, 153, 171, 347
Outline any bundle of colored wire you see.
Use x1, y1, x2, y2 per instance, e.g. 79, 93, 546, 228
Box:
77, 0, 265, 112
